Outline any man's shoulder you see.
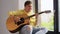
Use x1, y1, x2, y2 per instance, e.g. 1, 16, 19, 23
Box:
16, 9, 27, 15
8, 9, 25, 15
17, 9, 24, 12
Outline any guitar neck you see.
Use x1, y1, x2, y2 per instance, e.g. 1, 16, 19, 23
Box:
25, 10, 51, 19
28, 12, 44, 18
25, 12, 44, 19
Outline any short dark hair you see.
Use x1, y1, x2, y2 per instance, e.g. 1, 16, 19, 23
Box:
24, 1, 32, 7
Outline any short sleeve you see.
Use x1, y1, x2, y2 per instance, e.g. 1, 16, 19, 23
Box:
8, 11, 17, 16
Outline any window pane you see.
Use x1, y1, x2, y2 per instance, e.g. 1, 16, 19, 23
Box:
38, 0, 54, 31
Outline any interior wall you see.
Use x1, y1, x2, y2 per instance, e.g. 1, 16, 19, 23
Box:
0, 0, 18, 34
18, 0, 27, 9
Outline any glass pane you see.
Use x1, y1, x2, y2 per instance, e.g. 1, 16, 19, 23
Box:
38, 0, 54, 31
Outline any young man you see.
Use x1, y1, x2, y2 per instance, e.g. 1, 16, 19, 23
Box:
9, 1, 48, 34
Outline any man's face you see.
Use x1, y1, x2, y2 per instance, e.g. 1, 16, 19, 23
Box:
25, 4, 32, 12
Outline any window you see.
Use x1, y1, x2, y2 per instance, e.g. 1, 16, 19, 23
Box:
38, 0, 54, 31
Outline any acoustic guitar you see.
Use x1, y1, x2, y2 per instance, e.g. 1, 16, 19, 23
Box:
6, 10, 51, 33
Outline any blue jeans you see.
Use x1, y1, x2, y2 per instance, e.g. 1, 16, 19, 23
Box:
12, 25, 48, 34
32, 27, 41, 34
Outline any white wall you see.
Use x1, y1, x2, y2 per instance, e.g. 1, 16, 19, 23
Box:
0, 0, 18, 34
19, 0, 27, 9
58, 0, 60, 32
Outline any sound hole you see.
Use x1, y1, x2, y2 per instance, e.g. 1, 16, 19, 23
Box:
17, 18, 24, 25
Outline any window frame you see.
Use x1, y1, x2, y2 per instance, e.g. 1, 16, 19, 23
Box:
35, 0, 59, 34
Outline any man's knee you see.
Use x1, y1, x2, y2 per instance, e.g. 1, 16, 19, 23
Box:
21, 25, 33, 34
22, 25, 32, 31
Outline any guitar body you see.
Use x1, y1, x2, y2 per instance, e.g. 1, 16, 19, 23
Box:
6, 14, 30, 33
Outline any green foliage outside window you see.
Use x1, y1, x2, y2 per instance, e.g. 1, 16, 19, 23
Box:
41, 16, 54, 31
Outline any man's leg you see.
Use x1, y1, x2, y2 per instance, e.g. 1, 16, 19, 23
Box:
36, 27, 48, 34
19, 25, 33, 34
11, 25, 32, 34
32, 27, 48, 34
